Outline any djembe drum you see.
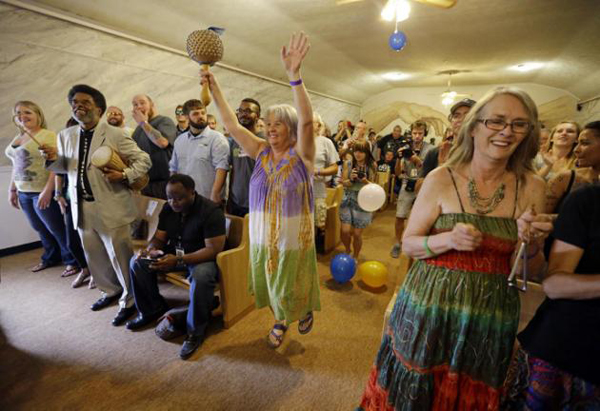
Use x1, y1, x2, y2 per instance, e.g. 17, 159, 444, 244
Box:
186, 27, 224, 107
90, 146, 149, 191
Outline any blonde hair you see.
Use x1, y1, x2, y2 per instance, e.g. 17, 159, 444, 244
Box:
264, 104, 298, 142
313, 111, 324, 135
546, 121, 580, 169
13, 100, 47, 130
446, 86, 540, 183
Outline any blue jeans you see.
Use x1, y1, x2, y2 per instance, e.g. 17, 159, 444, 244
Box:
18, 191, 76, 266
129, 256, 218, 337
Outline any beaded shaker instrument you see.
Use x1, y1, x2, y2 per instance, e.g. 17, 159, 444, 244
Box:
186, 27, 225, 107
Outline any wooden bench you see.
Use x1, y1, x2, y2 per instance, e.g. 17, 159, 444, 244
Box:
323, 185, 343, 253
132, 194, 254, 329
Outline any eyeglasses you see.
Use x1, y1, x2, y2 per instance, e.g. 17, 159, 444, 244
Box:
175, 109, 184, 115
477, 118, 532, 134
236, 108, 256, 115
107, 112, 122, 117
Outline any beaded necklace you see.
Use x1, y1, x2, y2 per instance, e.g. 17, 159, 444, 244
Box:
467, 177, 505, 215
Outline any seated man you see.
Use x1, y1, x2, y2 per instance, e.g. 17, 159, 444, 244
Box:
126, 173, 226, 360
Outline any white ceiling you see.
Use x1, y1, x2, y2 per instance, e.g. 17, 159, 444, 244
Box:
16, 0, 600, 104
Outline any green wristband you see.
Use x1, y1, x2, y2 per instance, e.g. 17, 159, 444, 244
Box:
423, 236, 436, 257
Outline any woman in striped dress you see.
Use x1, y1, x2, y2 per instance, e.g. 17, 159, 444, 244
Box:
201, 32, 320, 348
358, 87, 554, 410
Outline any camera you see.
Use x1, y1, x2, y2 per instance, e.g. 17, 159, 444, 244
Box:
404, 179, 417, 192
397, 137, 414, 159
357, 170, 366, 180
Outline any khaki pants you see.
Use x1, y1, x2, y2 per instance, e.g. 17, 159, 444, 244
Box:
78, 201, 134, 309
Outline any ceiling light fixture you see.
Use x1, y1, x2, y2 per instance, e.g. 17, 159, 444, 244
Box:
381, 0, 411, 22
510, 62, 545, 72
440, 70, 462, 107
383, 72, 410, 81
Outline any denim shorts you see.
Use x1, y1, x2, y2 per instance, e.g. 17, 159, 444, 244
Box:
339, 190, 372, 229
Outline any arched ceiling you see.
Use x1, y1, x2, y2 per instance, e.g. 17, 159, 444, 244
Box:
9, 0, 600, 104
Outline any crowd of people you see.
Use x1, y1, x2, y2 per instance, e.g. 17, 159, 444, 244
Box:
5, 31, 599, 408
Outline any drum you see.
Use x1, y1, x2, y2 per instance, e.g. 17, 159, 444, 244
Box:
90, 146, 148, 191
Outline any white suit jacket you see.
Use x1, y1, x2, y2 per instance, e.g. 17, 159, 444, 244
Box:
49, 121, 151, 229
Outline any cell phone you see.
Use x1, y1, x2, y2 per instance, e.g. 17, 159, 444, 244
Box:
140, 256, 159, 263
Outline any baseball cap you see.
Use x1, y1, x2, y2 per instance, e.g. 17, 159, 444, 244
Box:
450, 98, 476, 115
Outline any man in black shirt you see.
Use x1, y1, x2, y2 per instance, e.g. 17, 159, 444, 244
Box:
376, 125, 404, 160
126, 174, 226, 360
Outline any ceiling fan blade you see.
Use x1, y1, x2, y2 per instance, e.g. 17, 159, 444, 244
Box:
335, 0, 364, 5
412, 0, 457, 9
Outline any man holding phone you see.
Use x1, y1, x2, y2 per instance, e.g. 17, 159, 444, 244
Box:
126, 173, 226, 360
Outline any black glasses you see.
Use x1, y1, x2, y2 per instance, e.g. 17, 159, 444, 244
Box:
236, 108, 256, 115
477, 118, 532, 134
175, 109, 184, 115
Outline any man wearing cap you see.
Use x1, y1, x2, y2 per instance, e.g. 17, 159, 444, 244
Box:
41, 84, 151, 326
420, 98, 476, 178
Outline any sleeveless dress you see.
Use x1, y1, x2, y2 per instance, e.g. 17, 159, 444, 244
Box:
358, 169, 520, 411
248, 146, 321, 323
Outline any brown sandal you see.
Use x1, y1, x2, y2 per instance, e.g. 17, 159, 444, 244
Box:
31, 262, 50, 272
61, 265, 79, 277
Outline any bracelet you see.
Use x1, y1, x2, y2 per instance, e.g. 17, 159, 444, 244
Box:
423, 236, 436, 257
138, 120, 147, 127
289, 78, 303, 86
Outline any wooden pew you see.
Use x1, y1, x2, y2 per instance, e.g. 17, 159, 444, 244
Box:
132, 194, 254, 329
324, 185, 343, 253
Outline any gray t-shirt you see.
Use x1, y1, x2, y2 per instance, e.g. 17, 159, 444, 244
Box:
132, 115, 177, 182
229, 132, 264, 208
401, 141, 432, 184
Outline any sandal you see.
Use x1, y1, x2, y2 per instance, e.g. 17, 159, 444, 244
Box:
267, 323, 288, 349
61, 265, 79, 277
298, 311, 314, 335
71, 269, 90, 288
31, 262, 50, 272
88, 276, 96, 289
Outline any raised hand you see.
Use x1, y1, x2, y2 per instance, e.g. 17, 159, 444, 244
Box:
280, 32, 310, 78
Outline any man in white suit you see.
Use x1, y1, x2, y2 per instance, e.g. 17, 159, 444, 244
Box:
41, 84, 151, 326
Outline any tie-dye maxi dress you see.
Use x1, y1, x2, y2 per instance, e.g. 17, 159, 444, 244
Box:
248, 146, 321, 323
358, 212, 520, 411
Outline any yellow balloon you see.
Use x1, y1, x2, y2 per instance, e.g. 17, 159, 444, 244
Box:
358, 261, 388, 288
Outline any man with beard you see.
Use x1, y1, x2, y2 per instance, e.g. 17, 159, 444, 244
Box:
40, 84, 151, 325
169, 99, 229, 204
106, 106, 134, 137
227, 98, 263, 216
376, 125, 404, 161
131, 94, 177, 199
207, 114, 217, 131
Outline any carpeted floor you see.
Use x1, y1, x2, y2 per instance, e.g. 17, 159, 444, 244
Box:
0, 208, 407, 411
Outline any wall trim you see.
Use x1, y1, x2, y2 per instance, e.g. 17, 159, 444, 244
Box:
1, 0, 361, 107
0, 241, 42, 258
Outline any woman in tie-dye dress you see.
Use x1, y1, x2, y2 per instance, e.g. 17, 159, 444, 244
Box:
201, 32, 320, 348
358, 87, 555, 410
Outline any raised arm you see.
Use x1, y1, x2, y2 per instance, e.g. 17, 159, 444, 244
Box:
281, 32, 314, 170
200, 71, 264, 159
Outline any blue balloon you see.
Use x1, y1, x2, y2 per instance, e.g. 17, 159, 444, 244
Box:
330, 254, 356, 283
388, 31, 407, 51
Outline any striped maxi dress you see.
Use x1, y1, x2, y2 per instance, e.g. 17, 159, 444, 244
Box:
358, 212, 520, 411
248, 146, 321, 323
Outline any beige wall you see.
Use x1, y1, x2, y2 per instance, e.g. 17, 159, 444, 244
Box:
0, 4, 359, 248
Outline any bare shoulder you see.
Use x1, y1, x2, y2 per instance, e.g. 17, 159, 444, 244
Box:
424, 166, 452, 186
524, 172, 546, 194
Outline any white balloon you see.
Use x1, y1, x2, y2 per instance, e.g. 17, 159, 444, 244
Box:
357, 183, 386, 212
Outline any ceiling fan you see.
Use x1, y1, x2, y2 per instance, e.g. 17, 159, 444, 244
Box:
336, 0, 457, 9
439, 70, 471, 107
